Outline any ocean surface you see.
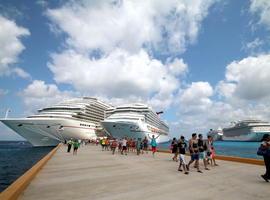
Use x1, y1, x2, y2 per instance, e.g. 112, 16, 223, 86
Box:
0, 141, 54, 192
158, 141, 262, 159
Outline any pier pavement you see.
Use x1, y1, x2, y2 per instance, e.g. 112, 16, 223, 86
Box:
19, 145, 269, 200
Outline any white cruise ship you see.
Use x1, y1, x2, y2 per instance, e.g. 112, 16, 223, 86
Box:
207, 128, 223, 141
222, 119, 270, 141
100, 103, 170, 143
0, 97, 113, 146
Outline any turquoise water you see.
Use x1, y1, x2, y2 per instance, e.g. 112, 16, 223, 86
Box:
158, 141, 262, 159
214, 141, 261, 159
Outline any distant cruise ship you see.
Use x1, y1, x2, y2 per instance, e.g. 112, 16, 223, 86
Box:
0, 97, 113, 146
222, 119, 270, 141
207, 128, 223, 141
100, 103, 170, 143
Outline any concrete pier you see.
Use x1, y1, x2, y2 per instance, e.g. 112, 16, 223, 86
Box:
19, 145, 269, 200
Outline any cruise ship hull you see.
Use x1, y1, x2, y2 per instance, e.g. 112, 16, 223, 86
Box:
222, 131, 269, 141
1, 118, 98, 146
101, 121, 170, 143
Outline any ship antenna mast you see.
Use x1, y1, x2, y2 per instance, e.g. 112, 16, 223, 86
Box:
5, 108, 10, 119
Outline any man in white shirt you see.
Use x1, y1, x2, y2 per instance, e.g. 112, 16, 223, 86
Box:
121, 137, 128, 155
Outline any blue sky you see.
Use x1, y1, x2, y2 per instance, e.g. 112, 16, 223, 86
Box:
1, 0, 270, 140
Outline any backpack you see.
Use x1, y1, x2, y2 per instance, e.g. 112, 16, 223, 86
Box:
257, 146, 270, 156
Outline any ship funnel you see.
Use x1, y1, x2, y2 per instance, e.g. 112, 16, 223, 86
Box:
156, 111, 164, 115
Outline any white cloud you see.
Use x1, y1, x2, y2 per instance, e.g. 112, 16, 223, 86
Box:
174, 53, 270, 137
167, 58, 188, 76
45, 0, 216, 110
0, 89, 8, 97
171, 80, 270, 137
178, 82, 213, 113
48, 49, 181, 110
216, 81, 236, 98
0, 15, 30, 78
250, 0, 270, 29
171, 100, 247, 137
243, 37, 264, 53
47, 0, 215, 55
20, 80, 77, 114
223, 54, 270, 100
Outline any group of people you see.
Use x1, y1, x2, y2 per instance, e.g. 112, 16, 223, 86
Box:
99, 134, 160, 156
65, 132, 270, 182
171, 133, 218, 175
98, 133, 219, 175
66, 138, 81, 155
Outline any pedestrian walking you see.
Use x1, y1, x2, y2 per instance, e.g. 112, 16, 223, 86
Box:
67, 138, 73, 153
111, 138, 118, 155
132, 139, 136, 152
187, 133, 202, 173
198, 134, 210, 170
136, 138, 142, 155
148, 134, 160, 157
206, 136, 218, 166
73, 139, 80, 155
101, 138, 106, 151
105, 138, 110, 151
142, 137, 149, 154
171, 137, 178, 161
121, 137, 128, 155
178, 136, 189, 174
258, 134, 270, 182
118, 139, 122, 153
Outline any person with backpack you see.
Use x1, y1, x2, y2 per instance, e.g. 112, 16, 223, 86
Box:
259, 134, 270, 182
187, 133, 202, 173
198, 134, 210, 170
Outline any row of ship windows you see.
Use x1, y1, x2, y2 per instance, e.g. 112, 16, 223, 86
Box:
80, 123, 97, 128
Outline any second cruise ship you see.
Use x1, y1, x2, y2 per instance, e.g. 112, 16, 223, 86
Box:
0, 97, 113, 146
222, 119, 270, 141
100, 103, 170, 143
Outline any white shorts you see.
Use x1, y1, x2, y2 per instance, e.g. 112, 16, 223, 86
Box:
179, 154, 187, 165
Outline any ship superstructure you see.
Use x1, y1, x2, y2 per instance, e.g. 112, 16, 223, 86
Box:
207, 128, 223, 141
222, 119, 270, 141
101, 103, 170, 143
0, 97, 113, 146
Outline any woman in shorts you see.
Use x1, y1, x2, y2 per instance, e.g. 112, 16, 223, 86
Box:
111, 138, 118, 155
148, 134, 160, 157
187, 133, 202, 173
73, 140, 80, 155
